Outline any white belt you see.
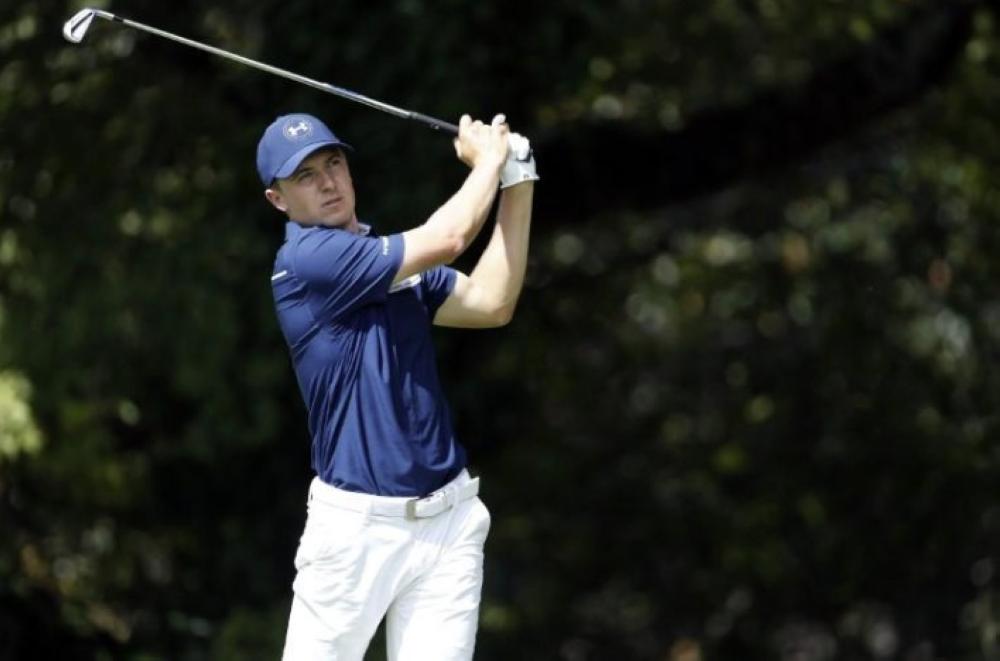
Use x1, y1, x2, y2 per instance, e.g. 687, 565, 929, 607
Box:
309, 474, 480, 520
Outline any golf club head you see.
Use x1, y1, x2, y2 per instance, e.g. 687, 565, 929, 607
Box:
63, 8, 97, 43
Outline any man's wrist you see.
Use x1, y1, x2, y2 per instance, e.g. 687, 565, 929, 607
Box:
501, 179, 535, 194
473, 155, 505, 175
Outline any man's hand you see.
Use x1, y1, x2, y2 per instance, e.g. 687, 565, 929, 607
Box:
500, 133, 539, 189
453, 114, 509, 171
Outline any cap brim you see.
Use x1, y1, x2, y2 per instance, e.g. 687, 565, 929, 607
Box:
273, 140, 354, 182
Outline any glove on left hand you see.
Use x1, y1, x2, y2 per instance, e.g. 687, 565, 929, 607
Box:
500, 133, 539, 189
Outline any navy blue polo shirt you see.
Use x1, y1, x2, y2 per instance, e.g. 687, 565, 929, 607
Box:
270, 220, 464, 497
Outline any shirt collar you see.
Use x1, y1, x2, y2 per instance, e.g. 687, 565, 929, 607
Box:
285, 220, 372, 240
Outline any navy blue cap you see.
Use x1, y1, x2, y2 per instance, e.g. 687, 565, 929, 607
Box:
256, 113, 353, 186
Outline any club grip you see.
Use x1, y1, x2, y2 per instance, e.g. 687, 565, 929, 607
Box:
410, 112, 459, 135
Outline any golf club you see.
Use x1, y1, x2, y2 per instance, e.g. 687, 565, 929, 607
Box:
62, 8, 459, 134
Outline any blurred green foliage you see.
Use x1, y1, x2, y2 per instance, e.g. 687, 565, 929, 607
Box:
1, 1, 999, 659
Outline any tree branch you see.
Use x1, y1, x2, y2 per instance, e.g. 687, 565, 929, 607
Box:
534, 1, 977, 226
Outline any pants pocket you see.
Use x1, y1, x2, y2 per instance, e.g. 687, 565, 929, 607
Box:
473, 497, 492, 539
293, 506, 367, 572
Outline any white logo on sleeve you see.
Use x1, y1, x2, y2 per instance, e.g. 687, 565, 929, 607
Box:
381, 236, 390, 256
389, 273, 422, 293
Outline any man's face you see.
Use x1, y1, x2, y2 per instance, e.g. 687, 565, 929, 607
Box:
265, 147, 356, 228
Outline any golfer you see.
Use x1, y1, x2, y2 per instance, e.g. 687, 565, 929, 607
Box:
257, 111, 537, 660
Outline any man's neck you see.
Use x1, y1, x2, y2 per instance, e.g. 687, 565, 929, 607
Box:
290, 216, 361, 233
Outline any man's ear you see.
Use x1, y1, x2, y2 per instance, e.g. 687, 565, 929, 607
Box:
264, 187, 287, 213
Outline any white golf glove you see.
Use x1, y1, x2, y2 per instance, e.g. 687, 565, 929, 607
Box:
500, 133, 539, 189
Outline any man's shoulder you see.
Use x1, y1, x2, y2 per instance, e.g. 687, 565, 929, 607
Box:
284, 224, 353, 260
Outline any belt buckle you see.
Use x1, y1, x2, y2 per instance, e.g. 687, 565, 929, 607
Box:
404, 497, 420, 520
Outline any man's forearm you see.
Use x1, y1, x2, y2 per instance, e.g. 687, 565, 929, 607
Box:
468, 183, 534, 317
423, 160, 502, 251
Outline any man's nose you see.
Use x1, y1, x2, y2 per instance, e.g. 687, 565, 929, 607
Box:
318, 169, 337, 190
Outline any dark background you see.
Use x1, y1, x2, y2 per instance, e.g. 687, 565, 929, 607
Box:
1, 1, 998, 659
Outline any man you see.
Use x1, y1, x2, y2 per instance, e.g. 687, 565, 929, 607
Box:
256, 111, 537, 660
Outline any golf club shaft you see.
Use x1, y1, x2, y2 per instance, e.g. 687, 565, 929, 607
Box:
88, 10, 458, 134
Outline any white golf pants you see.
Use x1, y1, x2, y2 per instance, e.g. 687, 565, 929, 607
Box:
281, 470, 491, 661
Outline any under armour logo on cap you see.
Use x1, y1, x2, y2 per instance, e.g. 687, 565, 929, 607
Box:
283, 119, 312, 140
256, 113, 354, 186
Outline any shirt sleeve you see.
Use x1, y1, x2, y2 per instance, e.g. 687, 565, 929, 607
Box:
420, 265, 458, 317
293, 229, 404, 322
